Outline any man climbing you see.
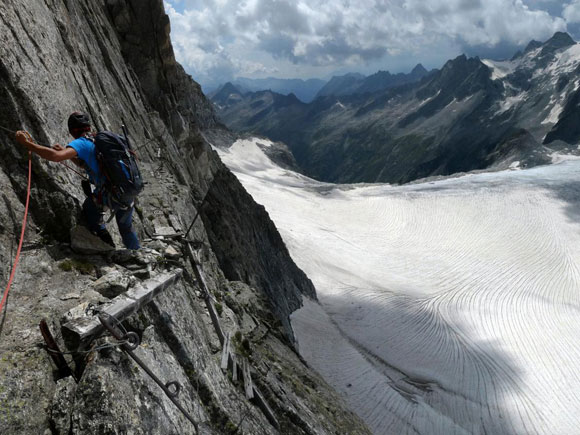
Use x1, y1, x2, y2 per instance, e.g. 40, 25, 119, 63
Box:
15, 112, 141, 250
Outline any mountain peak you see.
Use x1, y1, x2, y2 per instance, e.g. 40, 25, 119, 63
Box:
442, 54, 468, 70
221, 82, 240, 93
543, 32, 576, 51
411, 64, 428, 75
433, 54, 492, 99
524, 40, 543, 54
210, 82, 242, 105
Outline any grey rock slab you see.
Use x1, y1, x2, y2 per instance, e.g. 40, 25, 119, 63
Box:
70, 226, 115, 254
164, 245, 181, 259
49, 377, 76, 434
147, 240, 168, 252
154, 225, 177, 236
168, 214, 182, 232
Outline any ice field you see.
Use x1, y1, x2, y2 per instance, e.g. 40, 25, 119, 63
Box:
216, 138, 580, 434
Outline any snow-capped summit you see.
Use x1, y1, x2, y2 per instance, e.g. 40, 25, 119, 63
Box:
481, 32, 580, 147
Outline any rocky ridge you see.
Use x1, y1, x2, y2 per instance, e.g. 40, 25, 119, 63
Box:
0, 1, 368, 434
217, 77, 327, 104
213, 32, 580, 184
315, 64, 431, 98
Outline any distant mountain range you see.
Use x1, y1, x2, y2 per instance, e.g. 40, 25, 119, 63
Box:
209, 77, 326, 103
211, 64, 432, 103
315, 64, 432, 98
212, 32, 580, 184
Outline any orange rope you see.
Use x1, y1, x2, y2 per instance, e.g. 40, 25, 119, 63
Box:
0, 151, 32, 315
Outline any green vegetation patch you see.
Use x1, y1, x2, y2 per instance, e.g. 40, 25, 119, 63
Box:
233, 330, 252, 357
58, 258, 95, 275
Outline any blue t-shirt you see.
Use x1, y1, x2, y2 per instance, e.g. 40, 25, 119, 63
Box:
67, 137, 102, 185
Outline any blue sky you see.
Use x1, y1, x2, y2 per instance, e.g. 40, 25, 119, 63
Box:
163, 0, 580, 90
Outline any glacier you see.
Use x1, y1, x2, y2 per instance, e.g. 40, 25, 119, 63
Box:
216, 138, 580, 434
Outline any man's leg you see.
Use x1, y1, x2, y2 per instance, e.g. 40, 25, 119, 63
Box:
82, 197, 115, 247
115, 206, 140, 250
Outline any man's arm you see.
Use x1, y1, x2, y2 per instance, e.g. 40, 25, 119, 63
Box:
53, 143, 83, 167
15, 131, 77, 162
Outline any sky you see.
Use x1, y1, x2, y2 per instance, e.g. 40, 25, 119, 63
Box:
163, 0, 580, 91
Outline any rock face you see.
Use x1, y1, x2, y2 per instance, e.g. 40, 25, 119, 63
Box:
199, 167, 315, 339
544, 85, 580, 145
0, 1, 367, 434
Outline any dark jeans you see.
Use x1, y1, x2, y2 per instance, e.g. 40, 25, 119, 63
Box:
82, 196, 140, 250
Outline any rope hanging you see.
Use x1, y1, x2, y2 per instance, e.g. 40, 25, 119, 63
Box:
0, 147, 32, 315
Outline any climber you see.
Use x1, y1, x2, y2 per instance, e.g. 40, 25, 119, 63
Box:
14, 112, 141, 250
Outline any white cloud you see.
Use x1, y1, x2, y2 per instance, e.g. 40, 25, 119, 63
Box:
563, 0, 580, 23
164, 1, 278, 86
164, 0, 568, 87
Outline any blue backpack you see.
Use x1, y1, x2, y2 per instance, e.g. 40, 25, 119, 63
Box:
93, 131, 144, 208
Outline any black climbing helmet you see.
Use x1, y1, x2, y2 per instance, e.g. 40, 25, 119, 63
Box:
67, 111, 91, 132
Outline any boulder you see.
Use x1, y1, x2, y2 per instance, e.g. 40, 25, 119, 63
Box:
70, 226, 115, 255
93, 270, 132, 298
164, 245, 181, 259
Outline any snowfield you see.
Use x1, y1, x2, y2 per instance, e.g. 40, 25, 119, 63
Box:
216, 138, 580, 434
